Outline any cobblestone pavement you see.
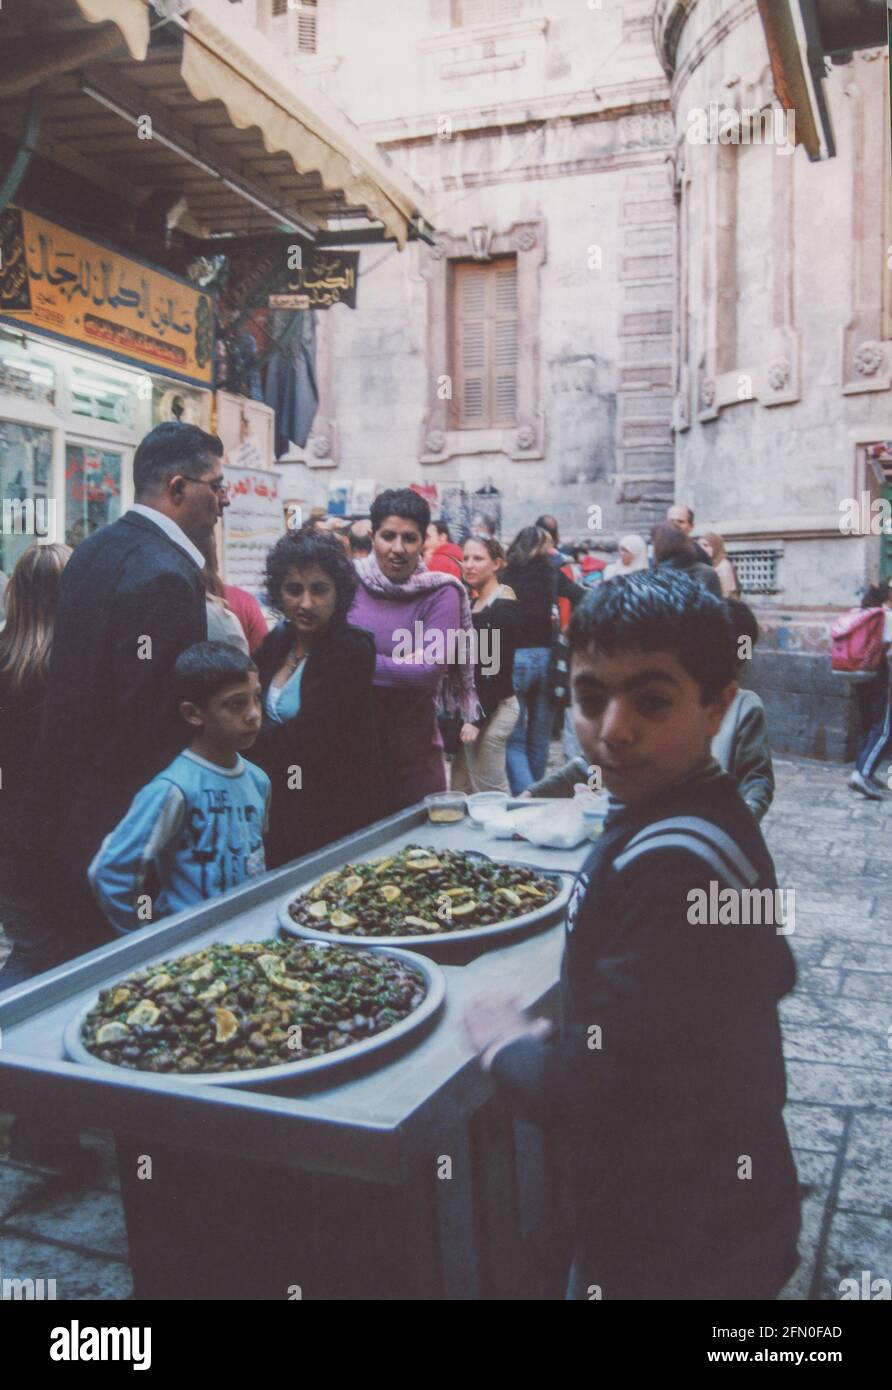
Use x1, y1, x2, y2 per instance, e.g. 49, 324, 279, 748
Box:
0, 755, 890, 1301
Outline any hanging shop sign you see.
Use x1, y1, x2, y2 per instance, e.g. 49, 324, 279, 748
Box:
222, 464, 283, 597
267, 251, 359, 311
0, 206, 214, 388
201, 238, 359, 315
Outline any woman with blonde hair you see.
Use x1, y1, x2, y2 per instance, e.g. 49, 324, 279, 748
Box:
451, 534, 519, 794
603, 534, 648, 580
700, 531, 740, 599
0, 543, 72, 988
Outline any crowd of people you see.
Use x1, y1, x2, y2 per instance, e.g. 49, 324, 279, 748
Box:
0, 423, 768, 991
0, 421, 805, 1299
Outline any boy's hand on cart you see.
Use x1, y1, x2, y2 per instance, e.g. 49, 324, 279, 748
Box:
463, 991, 552, 1071
459, 722, 480, 744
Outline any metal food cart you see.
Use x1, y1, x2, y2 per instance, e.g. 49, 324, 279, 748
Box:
0, 806, 592, 1300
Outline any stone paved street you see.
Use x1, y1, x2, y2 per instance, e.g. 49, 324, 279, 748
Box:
0, 754, 890, 1301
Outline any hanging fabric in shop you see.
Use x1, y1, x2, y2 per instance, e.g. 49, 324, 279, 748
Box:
263, 309, 318, 457
225, 327, 264, 402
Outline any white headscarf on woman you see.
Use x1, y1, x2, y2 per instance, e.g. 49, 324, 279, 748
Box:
603, 534, 648, 581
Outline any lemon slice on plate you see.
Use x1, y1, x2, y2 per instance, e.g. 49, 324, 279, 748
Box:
215, 1008, 239, 1043
96, 1022, 130, 1044
126, 1000, 160, 1027
403, 915, 441, 932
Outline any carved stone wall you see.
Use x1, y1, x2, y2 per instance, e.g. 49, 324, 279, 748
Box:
662, 0, 892, 610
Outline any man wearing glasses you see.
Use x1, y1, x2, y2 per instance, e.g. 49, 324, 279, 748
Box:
23, 423, 230, 970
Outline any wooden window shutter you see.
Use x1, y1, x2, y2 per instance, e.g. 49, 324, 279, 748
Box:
297, 0, 318, 54
268, 0, 317, 54
493, 261, 518, 425
456, 265, 489, 426
453, 257, 517, 429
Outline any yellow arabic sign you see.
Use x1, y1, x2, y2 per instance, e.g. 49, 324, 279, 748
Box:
0, 207, 214, 386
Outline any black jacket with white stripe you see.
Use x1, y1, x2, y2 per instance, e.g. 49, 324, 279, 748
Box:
490, 760, 800, 1297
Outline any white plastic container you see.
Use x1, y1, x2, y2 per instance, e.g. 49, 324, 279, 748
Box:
466, 791, 509, 827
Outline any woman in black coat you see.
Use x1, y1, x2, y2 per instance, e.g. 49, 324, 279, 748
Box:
252, 529, 378, 868
501, 525, 584, 792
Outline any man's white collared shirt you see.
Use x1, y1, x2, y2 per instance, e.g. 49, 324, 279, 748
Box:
129, 504, 204, 568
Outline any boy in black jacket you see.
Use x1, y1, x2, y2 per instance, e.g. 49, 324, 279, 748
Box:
464, 570, 800, 1300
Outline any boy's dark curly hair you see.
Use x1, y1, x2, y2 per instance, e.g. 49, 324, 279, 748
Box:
568, 568, 736, 704
263, 529, 358, 626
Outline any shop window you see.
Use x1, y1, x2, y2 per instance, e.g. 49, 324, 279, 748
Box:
65, 443, 123, 547
0, 336, 55, 406
0, 422, 53, 575
70, 361, 140, 428
452, 258, 518, 429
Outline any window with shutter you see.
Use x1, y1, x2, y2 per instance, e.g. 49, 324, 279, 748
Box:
297, 0, 318, 53
453, 258, 518, 429
266, 0, 317, 55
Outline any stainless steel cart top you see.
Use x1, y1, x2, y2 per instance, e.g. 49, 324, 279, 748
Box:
0, 805, 592, 1184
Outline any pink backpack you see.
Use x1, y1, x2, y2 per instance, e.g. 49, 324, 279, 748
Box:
830, 607, 886, 672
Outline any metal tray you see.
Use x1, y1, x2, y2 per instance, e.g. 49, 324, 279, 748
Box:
277, 852, 574, 956
62, 941, 446, 1090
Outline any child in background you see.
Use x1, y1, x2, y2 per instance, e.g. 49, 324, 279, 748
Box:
464, 571, 800, 1300
715, 598, 774, 821
89, 642, 270, 933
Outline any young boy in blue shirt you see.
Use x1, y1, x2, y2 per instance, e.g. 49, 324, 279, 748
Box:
464, 571, 800, 1301
89, 642, 271, 933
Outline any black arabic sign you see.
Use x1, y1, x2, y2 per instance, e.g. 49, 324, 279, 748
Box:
0, 207, 32, 312
269, 251, 359, 310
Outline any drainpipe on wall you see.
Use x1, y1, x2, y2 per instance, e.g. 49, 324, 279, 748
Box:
0, 88, 44, 214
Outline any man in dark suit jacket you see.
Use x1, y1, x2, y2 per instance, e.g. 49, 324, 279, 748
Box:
26, 421, 227, 962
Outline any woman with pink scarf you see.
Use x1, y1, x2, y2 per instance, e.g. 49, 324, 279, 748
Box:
349, 489, 480, 815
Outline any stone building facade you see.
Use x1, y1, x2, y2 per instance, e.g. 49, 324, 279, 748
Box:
236, 0, 891, 756
241, 0, 680, 542
654, 0, 891, 758
656, 0, 891, 611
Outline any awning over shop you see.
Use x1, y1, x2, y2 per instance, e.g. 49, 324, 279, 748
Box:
73, 0, 149, 62
180, 0, 428, 249
0, 0, 432, 247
